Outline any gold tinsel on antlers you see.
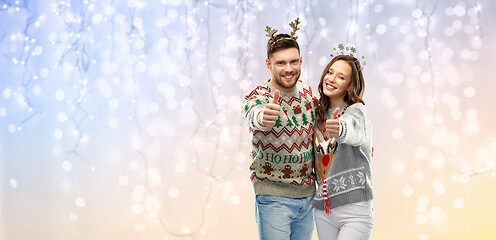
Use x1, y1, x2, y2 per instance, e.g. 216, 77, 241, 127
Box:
265, 18, 300, 46
289, 18, 300, 40
265, 26, 278, 45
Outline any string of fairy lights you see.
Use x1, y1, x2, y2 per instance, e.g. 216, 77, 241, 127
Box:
124, 0, 162, 234
411, 0, 492, 180
440, 1, 493, 179
160, 0, 209, 236
1, 1, 41, 132
52, 0, 96, 167
1, 0, 495, 239
171, 1, 259, 236
395, 0, 493, 235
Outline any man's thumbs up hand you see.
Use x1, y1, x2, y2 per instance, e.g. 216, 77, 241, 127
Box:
325, 106, 340, 138
271, 89, 280, 104
261, 90, 281, 126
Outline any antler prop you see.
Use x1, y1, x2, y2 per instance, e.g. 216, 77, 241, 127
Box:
265, 26, 278, 44
289, 18, 300, 40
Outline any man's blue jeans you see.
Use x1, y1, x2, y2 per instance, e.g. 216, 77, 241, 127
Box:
255, 195, 315, 240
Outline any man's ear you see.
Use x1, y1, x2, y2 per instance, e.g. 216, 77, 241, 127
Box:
266, 58, 271, 70
300, 56, 303, 64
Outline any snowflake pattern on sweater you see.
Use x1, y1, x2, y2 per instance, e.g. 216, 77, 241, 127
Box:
312, 103, 374, 209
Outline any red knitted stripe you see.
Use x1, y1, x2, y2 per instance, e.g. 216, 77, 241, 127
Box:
251, 138, 312, 152
260, 87, 313, 106
250, 173, 315, 186
253, 125, 314, 138
245, 83, 313, 106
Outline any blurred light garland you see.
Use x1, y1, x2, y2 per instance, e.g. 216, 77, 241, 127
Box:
406, 0, 493, 235
1, 0, 41, 131
52, 0, 95, 167
415, 0, 493, 179
147, 0, 259, 237
1, 0, 495, 239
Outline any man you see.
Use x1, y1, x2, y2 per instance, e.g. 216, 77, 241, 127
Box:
242, 18, 318, 240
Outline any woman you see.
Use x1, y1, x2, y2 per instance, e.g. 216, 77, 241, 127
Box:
313, 53, 374, 239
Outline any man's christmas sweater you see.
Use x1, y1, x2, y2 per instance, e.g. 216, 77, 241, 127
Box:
243, 79, 318, 198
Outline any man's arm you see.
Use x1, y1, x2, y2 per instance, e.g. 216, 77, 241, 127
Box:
243, 89, 281, 131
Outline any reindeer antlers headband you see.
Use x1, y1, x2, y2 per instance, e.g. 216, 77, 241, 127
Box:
265, 18, 301, 46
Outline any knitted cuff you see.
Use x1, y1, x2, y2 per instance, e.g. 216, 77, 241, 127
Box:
337, 119, 347, 141
253, 106, 272, 131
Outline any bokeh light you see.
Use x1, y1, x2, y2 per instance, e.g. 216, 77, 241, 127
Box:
1, 0, 495, 239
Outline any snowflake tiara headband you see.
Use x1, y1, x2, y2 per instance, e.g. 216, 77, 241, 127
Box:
330, 43, 366, 71
265, 18, 300, 46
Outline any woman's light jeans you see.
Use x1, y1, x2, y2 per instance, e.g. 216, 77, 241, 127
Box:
315, 200, 374, 240
255, 195, 315, 240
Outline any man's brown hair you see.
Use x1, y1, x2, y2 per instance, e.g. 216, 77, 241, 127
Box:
266, 34, 300, 60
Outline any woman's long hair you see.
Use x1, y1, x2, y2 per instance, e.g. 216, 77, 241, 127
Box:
315, 55, 365, 120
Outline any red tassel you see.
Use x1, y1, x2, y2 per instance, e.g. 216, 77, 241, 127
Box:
321, 178, 332, 214
324, 199, 331, 214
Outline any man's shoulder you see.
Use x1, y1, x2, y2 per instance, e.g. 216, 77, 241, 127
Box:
296, 79, 311, 87
244, 80, 273, 99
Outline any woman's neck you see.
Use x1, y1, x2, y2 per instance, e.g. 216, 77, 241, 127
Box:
329, 99, 345, 108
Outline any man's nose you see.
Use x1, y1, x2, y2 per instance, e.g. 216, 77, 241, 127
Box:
284, 63, 292, 71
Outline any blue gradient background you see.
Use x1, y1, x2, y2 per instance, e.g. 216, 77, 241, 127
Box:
1, 0, 495, 239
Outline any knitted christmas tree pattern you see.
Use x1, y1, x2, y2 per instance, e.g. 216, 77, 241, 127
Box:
244, 81, 318, 153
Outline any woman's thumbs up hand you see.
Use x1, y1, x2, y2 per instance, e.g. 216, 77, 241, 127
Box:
325, 107, 340, 138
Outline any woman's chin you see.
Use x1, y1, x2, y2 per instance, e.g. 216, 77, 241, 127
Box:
322, 89, 333, 97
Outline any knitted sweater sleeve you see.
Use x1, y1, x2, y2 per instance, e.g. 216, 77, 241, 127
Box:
336, 103, 371, 147
242, 87, 273, 132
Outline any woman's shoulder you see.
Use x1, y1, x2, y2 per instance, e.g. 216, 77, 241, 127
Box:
347, 102, 367, 112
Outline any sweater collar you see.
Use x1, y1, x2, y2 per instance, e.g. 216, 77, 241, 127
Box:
264, 79, 299, 97
326, 102, 349, 118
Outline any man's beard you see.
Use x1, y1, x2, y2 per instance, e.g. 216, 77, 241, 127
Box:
273, 72, 300, 89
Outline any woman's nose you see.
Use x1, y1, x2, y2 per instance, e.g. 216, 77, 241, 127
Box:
328, 75, 336, 83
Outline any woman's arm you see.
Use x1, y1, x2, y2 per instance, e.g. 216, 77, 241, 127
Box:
336, 103, 371, 147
